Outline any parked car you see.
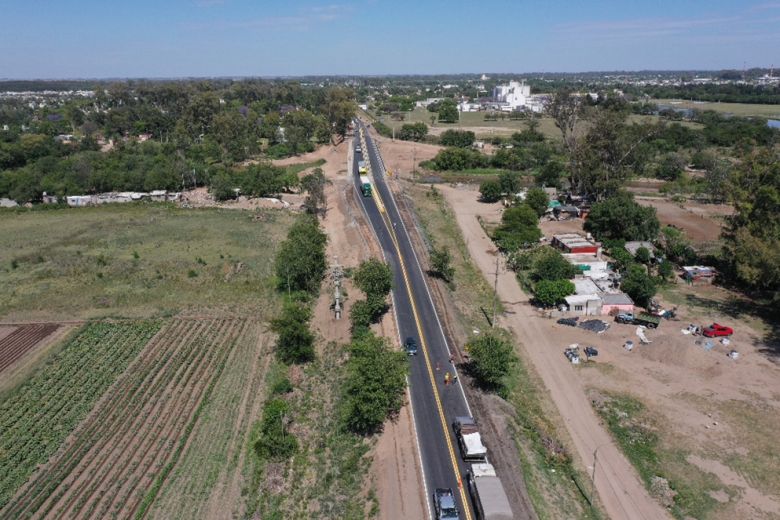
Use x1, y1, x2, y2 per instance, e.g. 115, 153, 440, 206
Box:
703, 323, 733, 337
404, 336, 419, 355
615, 312, 661, 328
557, 317, 579, 327
434, 488, 460, 519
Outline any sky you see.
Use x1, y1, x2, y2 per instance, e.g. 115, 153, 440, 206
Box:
0, 0, 779, 78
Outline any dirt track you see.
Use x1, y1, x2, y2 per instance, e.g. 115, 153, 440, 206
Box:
437, 185, 671, 520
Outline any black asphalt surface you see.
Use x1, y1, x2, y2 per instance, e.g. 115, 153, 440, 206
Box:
352, 121, 476, 520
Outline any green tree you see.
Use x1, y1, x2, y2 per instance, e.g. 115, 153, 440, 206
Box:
479, 180, 502, 203
498, 170, 522, 195
493, 204, 542, 252
275, 215, 328, 294
353, 258, 393, 298
634, 246, 652, 265
532, 247, 578, 281
656, 152, 686, 181
621, 264, 657, 308
439, 129, 475, 148
398, 122, 428, 142
301, 167, 328, 216
525, 187, 549, 217
467, 333, 516, 396
658, 226, 696, 265
584, 192, 660, 241
429, 246, 455, 284
254, 399, 298, 461
209, 169, 238, 201
341, 333, 407, 434
534, 279, 575, 307
658, 260, 674, 281
438, 99, 459, 123
270, 300, 315, 364
326, 87, 357, 142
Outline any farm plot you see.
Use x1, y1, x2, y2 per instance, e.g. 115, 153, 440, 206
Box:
0, 324, 60, 374
1, 318, 249, 520
0, 320, 162, 511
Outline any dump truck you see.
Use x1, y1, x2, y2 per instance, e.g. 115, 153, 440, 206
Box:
358, 160, 368, 174
615, 312, 661, 328
359, 175, 372, 197
453, 416, 487, 461
467, 463, 513, 520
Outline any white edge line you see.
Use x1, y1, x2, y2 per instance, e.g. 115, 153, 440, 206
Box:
350, 129, 433, 520
365, 125, 474, 417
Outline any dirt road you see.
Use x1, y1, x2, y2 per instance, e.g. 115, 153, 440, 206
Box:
437, 184, 671, 520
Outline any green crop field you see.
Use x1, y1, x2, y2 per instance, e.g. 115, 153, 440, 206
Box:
0, 204, 294, 321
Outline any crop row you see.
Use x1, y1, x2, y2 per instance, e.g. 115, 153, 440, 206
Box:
0, 320, 162, 512
2, 318, 247, 520
0, 324, 59, 374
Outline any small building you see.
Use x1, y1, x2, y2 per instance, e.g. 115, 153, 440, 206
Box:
600, 292, 634, 315
573, 277, 601, 297
565, 294, 602, 316
682, 265, 716, 282
552, 233, 600, 255
66, 195, 95, 207
565, 254, 609, 279
625, 241, 656, 259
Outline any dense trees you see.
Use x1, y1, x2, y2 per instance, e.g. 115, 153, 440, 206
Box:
584, 192, 660, 241
722, 149, 780, 294
430, 147, 488, 171
275, 215, 328, 295
350, 258, 393, 335
341, 333, 407, 434
439, 129, 475, 148
398, 122, 428, 142
493, 204, 542, 252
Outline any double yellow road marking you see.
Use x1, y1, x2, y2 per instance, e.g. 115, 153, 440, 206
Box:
372, 179, 473, 520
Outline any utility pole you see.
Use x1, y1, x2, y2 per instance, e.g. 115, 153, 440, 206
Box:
491, 253, 500, 327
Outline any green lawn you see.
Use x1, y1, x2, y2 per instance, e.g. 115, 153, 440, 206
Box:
0, 204, 294, 321
655, 99, 780, 118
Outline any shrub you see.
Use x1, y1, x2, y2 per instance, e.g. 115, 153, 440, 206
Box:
532, 247, 578, 281
525, 187, 549, 217
533, 279, 575, 307
353, 258, 393, 298
275, 215, 328, 294
479, 180, 502, 203
254, 399, 298, 461
621, 264, 657, 308
270, 300, 315, 364
493, 204, 542, 252
467, 333, 516, 397
429, 246, 455, 284
439, 129, 475, 148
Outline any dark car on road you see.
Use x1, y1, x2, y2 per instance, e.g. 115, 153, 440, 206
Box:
405, 336, 419, 355
434, 488, 460, 519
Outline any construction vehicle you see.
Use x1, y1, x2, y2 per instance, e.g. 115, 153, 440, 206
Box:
358, 160, 367, 174
466, 463, 513, 520
359, 175, 372, 197
615, 312, 661, 328
453, 416, 487, 461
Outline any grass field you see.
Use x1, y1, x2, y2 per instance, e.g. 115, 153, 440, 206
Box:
0, 204, 294, 321
656, 99, 780, 118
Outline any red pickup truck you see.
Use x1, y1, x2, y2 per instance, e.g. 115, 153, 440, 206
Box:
703, 323, 734, 337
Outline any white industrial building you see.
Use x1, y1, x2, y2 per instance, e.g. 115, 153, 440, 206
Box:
494, 80, 531, 108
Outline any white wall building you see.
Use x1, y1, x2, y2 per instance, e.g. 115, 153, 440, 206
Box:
493, 80, 531, 110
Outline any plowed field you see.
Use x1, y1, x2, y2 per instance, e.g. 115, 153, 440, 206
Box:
0, 324, 59, 374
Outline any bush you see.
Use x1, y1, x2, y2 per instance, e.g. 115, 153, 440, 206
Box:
270, 300, 315, 364
498, 171, 522, 195
493, 204, 542, 252
398, 122, 428, 142
429, 246, 455, 284
479, 180, 502, 203
341, 333, 407, 435
532, 247, 578, 281
439, 129, 475, 148
467, 332, 516, 397
534, 279, 575, 307
431, 147, 488, 171
635, 246, 652, 265
254, 399, 298, 461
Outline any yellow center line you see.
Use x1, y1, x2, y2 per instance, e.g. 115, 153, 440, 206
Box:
372, 181, 473, 520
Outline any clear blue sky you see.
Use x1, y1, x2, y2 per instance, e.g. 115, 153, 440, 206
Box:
1, 0, 779, 78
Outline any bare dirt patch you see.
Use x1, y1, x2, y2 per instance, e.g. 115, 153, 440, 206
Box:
635, 196, 734, 244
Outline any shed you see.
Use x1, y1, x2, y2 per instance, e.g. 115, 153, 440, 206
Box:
600, 292, 634, 315
552, 233, 600, 255
573, 277, 601, 296
565, 294, 602, 316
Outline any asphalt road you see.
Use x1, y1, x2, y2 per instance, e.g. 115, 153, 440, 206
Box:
352, 121, 477, 520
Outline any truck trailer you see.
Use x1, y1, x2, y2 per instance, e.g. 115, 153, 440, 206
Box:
359, 175, 372, 197
467, 463, 513, 520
